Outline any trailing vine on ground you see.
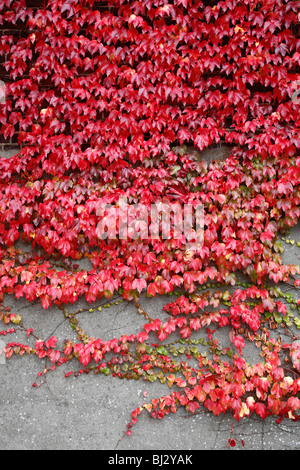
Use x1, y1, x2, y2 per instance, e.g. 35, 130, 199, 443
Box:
0, 0, 299, 447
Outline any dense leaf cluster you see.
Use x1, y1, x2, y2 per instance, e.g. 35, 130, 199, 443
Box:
0, 0, 299, 437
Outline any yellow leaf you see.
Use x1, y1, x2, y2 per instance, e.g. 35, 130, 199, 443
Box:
239, 402, 250, 418
10, 314, 22, 325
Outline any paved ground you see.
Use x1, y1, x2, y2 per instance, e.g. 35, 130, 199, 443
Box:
0, 146, 299, 451
0, 225, 299, 452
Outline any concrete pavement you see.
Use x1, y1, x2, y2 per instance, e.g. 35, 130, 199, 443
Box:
0, 225, 300, 451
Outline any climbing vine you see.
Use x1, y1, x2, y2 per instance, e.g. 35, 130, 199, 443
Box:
0, 0, 299, 447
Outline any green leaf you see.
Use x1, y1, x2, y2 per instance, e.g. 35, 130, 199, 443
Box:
170, 165, 181, 176
294, 317, 300, 329
274, 312, 282, 324
148, 375, 157, 382
156, 346, 168, 356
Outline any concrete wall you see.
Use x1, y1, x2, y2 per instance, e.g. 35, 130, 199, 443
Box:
0, 146, 20, 159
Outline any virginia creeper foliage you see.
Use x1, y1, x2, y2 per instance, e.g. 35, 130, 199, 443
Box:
0, 0, 300, 439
